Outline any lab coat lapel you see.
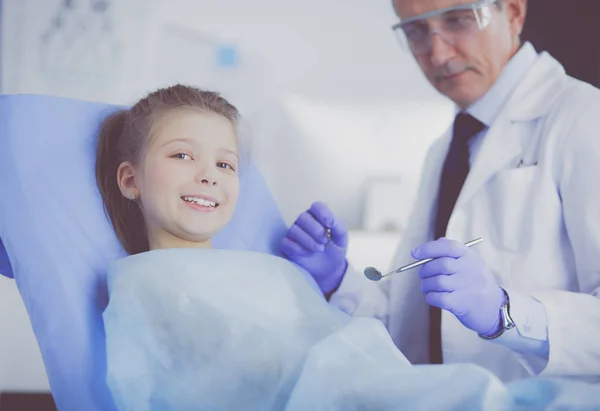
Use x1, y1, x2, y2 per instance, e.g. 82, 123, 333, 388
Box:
453, 53, 567, 210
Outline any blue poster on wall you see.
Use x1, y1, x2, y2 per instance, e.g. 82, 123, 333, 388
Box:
215, 44, 239, 68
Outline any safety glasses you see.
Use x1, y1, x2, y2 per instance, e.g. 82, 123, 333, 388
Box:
392, 0, 499, 55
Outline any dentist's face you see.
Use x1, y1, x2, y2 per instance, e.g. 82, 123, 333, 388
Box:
393, 0, 526, 109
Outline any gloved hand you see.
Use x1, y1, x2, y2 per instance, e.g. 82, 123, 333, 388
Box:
281, 202, 348, 295
411, 237, 505, 337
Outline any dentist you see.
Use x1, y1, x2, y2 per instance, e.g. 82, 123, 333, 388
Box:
281, 0, 600, 383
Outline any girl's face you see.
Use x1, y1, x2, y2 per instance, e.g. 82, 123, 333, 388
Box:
118, 109, 240, 250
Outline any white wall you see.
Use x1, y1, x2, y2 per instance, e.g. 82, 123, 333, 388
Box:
0, 278, 50, 392
0, 0, 454, 392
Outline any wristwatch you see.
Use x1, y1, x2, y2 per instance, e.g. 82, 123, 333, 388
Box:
479, 288, 516, 340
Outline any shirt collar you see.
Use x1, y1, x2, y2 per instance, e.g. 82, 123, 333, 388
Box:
460, 42, 539, 127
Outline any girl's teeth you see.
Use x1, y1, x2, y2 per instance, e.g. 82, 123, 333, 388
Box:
184, 197, 217, 207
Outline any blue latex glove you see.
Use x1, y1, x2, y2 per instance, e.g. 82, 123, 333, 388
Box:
281, 202, 348, 295
412, 238, 505, 336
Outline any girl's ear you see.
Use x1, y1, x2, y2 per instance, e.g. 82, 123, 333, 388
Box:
117, 161, 139, 200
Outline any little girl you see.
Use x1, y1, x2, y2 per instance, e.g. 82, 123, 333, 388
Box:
96, 84, 241, 254
95, 84, 348, 410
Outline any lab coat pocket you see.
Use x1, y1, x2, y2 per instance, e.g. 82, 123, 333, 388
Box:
488, 166, 539, 253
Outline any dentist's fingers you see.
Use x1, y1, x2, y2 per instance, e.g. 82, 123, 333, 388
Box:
295, 209, 328, 245
412, 237, 467, 260
417, 257, 459, 279
281, 237, 310, 257
286, 223, 325, 253
308, 202, 348, 247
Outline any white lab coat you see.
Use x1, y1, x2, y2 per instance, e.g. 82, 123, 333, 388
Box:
331, 52, 600, 383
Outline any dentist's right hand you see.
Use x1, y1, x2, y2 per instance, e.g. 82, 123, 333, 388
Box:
281, 202, 348, 295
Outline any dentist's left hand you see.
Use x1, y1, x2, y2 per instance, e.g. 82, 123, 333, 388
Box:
281, 202, 348, 295
412, 238, 505, 336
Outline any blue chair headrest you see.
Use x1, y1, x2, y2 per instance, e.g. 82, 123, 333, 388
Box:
0, 94, 305, 410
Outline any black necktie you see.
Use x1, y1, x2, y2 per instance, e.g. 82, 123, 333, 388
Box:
429, 112, 485, 364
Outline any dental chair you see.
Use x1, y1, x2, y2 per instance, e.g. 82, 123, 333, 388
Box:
0, 94, 307, 410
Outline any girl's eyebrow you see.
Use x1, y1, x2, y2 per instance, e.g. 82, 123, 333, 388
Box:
220, 148, 239, 157
160, 137, 194, 148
